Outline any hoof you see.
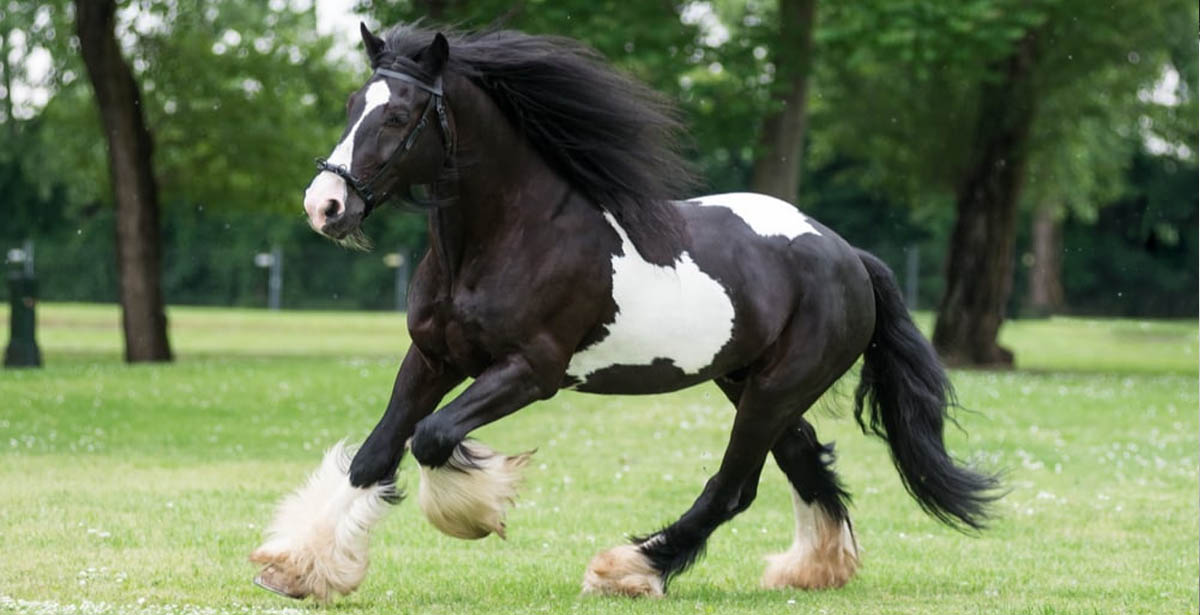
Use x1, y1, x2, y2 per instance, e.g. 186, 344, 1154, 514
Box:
581, 544, 664, 598
761, 517, 858, 590
253, 563, 309, 600
417, 440, 533, 540
250, 441, 397, 603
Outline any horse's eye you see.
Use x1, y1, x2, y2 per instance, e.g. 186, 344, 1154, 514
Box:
384, 113, 410, 127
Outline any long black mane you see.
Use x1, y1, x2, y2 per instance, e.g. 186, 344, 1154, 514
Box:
379, 24, 695, 261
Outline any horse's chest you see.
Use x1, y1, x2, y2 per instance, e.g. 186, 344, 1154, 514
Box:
408, 291, 496, 377
565, 214, 735, 389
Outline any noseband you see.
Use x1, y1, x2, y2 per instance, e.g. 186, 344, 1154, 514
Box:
315, 68, 455, 213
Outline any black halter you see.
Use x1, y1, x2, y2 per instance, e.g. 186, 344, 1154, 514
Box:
315, 68, 455, 213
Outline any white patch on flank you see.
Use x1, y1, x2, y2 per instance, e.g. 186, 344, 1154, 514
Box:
250, 441, 394, 602
690, 192, 820, 239
417, 440, 533, 540
565, 213, 735, 383
761, 490, 859, 589
303, 79, 392, 227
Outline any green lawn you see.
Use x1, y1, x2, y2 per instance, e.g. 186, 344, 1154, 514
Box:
1, 303, 1196, 614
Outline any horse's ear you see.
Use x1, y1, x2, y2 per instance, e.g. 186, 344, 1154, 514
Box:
417, 32, 449, 75
360, 22, 385, 65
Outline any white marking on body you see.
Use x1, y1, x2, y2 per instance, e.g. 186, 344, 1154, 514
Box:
761, 490, 859, 590
250, 441, 394, 602
565, 213, 735, 384
303, 80, 392, 229
689, 192, 820, 239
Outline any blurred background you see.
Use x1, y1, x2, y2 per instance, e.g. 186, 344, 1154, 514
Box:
1, 0, 1196, 367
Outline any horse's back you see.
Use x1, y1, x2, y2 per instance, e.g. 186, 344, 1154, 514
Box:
680, 192, 872, 344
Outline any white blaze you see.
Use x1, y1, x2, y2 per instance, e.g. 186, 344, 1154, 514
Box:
566, 213, 735, 383
303, 79, 393, 229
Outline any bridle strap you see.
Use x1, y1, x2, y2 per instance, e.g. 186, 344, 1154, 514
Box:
314, 69, 455, 214
376, 68, 443, 96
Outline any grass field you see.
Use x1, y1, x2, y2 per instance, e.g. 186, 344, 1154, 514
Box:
1, 303, 1196, 614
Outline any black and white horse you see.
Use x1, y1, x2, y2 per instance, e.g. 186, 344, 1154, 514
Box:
250, 23, 999, 602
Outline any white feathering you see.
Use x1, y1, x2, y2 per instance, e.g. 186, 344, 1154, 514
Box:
250, 440, 396, 602
761, 490, 859, 590
417, 440, 533, 540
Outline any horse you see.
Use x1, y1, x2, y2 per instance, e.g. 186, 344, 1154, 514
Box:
249, 22, 1000, 602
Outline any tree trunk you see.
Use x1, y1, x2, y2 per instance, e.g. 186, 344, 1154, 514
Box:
932, 32, 1039, 368
1026, 204, 1066, 317
1, 27, 15, 137
749, 0, 816, 204
76, 0, 172, 363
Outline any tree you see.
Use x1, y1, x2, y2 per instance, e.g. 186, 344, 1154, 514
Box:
6, 1, 354, 357
1025, 203, 1065, 316
933, 1, 1193, 366
814, 0, 1194, 367
748, 0, 816, 203
75, 0, 172, 362
930, 30, 1038, 366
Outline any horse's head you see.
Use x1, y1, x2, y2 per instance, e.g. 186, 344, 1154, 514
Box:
303, 24, 452, 245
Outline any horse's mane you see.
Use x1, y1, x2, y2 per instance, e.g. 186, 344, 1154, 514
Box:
379, 24, 695, 263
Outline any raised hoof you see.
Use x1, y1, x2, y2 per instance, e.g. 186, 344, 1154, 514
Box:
253, 564, 309, 600
581, 544, 665, 598
417, 440, 533, 540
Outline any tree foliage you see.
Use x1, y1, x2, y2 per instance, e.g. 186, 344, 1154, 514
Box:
812, 0, 1195, 218
6, 0, 354, 219
0, 0, 1193, 325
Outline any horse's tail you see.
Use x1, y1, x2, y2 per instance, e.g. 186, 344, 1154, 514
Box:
853, 250, 1001, 530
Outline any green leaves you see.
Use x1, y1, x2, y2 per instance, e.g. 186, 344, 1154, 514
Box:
811, 0, 1197, 218
3, 0, 358, 215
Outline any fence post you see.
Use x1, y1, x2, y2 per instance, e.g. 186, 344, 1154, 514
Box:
383, 251, 408, 312
255, 246, 283, 310
5, 241, 42, 368
268, 245, 283, 311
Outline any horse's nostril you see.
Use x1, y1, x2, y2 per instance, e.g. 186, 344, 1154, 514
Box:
322, 199, 343, 221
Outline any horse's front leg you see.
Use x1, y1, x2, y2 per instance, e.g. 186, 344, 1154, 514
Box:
251, 346, 463, 602
349, 348, 465, 487
408, 352, 563, 540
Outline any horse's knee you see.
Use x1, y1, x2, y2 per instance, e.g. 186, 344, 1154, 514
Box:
410, 414, 460, 467
348, 441, 397, 487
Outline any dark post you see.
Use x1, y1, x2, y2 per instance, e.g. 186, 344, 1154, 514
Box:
5, 241, 42, 368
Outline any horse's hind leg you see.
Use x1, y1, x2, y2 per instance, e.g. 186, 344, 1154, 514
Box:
582, 385, 780, 597
718, 381, 859, 589
762, 419, 858, 589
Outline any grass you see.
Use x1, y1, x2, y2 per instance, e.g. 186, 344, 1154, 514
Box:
1, 303, 1196, 614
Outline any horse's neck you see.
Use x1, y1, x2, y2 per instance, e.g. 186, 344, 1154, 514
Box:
428, 77, 573, 286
